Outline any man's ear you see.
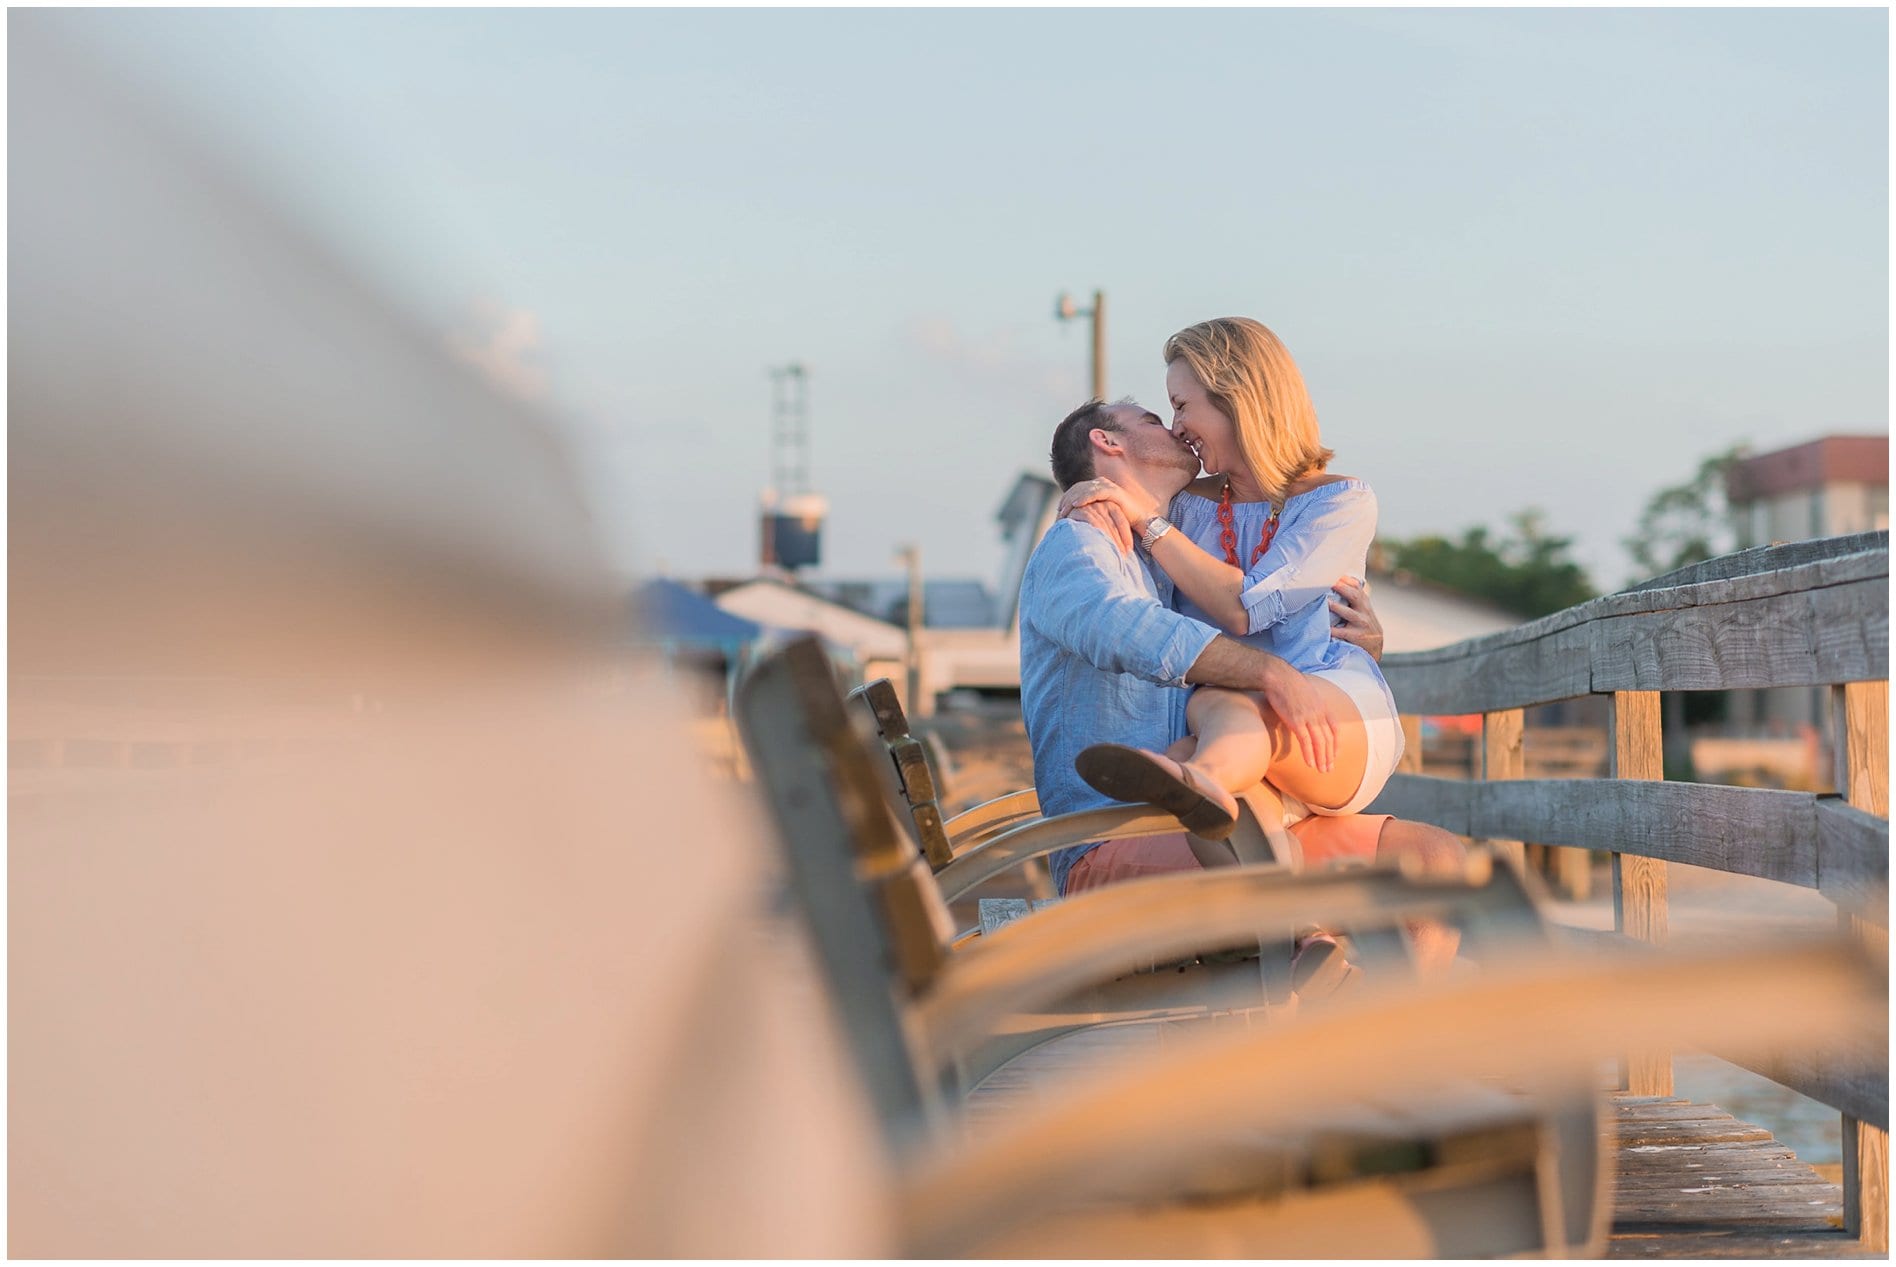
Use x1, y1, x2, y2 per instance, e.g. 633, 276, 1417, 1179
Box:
1088, 427, 1124, 457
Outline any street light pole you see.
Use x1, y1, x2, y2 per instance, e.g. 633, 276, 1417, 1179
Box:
895, 543, 924, 716
1055, 289, 1107, 400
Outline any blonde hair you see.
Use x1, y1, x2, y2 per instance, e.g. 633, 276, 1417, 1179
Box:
1163, 317, 1332, 502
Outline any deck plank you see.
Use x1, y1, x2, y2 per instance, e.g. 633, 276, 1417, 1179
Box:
967, 1036, 1881, 1257
1606, 1095, 1877, 1259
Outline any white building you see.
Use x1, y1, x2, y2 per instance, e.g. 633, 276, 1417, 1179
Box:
1722, 433, 1889, 756
1729, 434, 1888, 548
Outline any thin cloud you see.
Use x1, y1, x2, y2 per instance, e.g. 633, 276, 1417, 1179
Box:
449, 300, 547, 403
903, 316, 1076, 400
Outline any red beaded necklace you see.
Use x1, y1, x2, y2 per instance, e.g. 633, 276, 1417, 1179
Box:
1216, 480, 1279, 567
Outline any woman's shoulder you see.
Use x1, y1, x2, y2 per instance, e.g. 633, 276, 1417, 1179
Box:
1287, 473, 1372, 504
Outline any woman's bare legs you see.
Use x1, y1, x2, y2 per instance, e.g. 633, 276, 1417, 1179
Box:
1372, 819, 1466, 977
1149, 734, 1464, 975
1183, 677, 1368, 810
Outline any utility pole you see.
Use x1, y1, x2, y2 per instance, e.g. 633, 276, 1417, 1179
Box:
1055, 289, 1107, 400
895, 543, 924, 716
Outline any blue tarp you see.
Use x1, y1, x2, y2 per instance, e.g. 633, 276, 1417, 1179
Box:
630, 578, 763, 650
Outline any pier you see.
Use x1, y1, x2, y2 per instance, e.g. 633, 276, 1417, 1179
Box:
926, 531, 1888, 1256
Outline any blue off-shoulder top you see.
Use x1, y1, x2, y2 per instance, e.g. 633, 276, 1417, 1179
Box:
1161, 479, 1392, 708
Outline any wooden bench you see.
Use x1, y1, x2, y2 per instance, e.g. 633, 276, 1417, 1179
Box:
846, 676, 1311, 941
740, 634, 1654, 1256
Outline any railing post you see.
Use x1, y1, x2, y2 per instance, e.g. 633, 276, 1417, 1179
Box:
1610, 690, 1670, 1096
1397, 715, 1423, 776
1834, 681, 1888, 1250
1480, 709, 1525, 872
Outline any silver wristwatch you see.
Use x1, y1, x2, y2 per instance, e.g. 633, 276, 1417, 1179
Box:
1140, 515, 1174, 551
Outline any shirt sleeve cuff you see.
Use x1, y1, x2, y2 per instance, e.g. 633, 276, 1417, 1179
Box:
1154, 619, 1220, 687
1239, 573, 1290, 635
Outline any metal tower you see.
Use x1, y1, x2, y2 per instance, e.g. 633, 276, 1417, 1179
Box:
768, 363, 810, 498
760, 363, 825, 571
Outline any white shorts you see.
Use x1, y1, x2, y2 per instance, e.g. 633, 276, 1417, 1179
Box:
1298, 665, 1404, 818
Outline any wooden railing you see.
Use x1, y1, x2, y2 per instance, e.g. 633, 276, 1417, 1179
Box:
1366, 530, 1889, 1249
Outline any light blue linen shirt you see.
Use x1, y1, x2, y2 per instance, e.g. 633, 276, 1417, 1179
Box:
1165, 480, 1394, 715
1017, 518, 1219, 893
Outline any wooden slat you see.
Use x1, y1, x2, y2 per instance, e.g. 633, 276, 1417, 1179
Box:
1363, 773, 1472, 835
1839, 682, 1890, 817
1815, 583, 1893, 687
1717, 1043, 1889, 1133
1591, 577, 1888, 694
1380, 545, 1888, 714
1836, 681, 1889, 1251
1845, 1124, 1889, 1253
1591, 587, 1809, 693
1612, 691, 1669, 1098
1382, 623, 1593, 715
1375, 777, 1878, 895
1622, 531, 1887, 592
1472, 780, 1820, 886
1605, 1093, 1872, 1260
1396, 715, 1422, 776
1480, 709, 1525, 871
1817, 800, 1889, 916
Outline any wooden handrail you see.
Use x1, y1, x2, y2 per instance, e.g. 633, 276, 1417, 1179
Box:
1365, 533, 1890, 1247
1379, 542, 1886, 714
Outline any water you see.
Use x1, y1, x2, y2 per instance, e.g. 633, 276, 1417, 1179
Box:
1674, 1052, 1843, 1168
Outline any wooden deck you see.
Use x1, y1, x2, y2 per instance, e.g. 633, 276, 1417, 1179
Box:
964, 1026, 1878, 1258
1607, 1096, 1872, 1258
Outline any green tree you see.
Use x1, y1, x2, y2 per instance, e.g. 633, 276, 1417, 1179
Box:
1381, 510, 1597, 620
1622, 444, 1749, 583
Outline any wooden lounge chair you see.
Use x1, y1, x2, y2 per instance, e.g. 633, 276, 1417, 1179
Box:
847, 677, 1045, 866
826, 665, 1566, 1084
738, 635, 1623, 1255
845, 677, 1313, 940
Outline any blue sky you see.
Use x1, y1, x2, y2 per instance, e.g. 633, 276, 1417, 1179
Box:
28, 7, 1888, 592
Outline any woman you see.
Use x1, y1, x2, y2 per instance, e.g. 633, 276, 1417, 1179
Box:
1061, 317, 1403, 839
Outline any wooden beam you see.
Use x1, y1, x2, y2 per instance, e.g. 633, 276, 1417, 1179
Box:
1718, 1036, 1888, 1132
1611, 690, 1669, 1097
1624, 530, 1886, 591
1835, 681, 1889, 1251
1817, 799, 1890, 919
1480, 709, 1526, 872
1381, 624, 1591, 715
1590, 577, 1888, 693
1470, 780, 1820, 887
1839, 682, 1889, 816
1364, 773, 1473, 836
1397, 715, 1423, 776
1379, 545, 1888, 714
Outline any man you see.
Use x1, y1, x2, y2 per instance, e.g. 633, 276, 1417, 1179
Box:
1019, 399, 1463, 927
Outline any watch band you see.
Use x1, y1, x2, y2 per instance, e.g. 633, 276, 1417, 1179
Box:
1140, 515, 1174, 551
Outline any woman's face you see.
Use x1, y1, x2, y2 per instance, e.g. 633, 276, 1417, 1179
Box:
1166, 358, 1236, 476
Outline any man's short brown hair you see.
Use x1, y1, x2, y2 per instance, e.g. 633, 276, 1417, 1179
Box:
1049, 399, 1120, 490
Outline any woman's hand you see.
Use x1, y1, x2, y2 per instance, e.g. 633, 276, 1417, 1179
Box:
1058, 478, 1160, 531
1327, 576, 1384, 662
1058, 477, 1157, 556
1260, 662, 1336, 773
1070, 501, 1135, 554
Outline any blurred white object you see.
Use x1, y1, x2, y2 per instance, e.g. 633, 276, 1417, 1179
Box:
9, 20, 889, 1257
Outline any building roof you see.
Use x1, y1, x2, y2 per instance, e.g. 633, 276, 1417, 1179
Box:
1365, 568, 1524, 654
800, 577, 996, 629
714, 578, 910, 660
1727, 435, 1888, 502
630, 578, 764, 648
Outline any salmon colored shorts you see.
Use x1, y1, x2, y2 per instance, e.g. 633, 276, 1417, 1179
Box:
1062, 814, 1392, 896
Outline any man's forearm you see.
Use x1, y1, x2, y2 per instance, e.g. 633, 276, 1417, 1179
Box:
1182, 635, 1293, 692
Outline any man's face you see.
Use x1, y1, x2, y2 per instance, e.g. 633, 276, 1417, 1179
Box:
1101, 403, 1200, 493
